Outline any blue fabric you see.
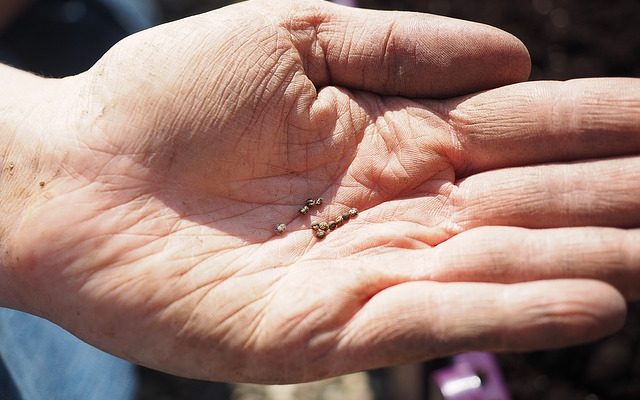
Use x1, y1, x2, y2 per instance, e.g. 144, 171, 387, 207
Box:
99, 0, 161, 32
0, 309, 138, 400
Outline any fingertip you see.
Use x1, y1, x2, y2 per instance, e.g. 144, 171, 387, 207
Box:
574, 280, 627, 337
508, 33, 532, 82
504, 280, 626, 351
492, 31, 531, 85
402, 18, 532, 97
459, 23, 531, 92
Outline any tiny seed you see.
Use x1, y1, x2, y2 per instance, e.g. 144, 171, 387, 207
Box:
335, 215, 344, 226
275, 223, 287, 234
349, 208, 359, 217
311, 222, 320, 231
328, 221, 337, 231
39, 181, 46, 188
315, 198, 323, 206
299, 206, 310, 215
342, 213, 351, 222
318, 222, 329, 231
305, 198, 316, 207
315, 230, 327, 239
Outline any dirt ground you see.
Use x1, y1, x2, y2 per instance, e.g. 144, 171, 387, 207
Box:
138, 1, 640, 399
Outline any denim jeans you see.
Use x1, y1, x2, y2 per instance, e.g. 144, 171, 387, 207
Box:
0, 1, 159, 399
0, 309, 138, 400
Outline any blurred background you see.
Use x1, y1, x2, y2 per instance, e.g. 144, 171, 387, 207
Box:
1, 0, 639, 399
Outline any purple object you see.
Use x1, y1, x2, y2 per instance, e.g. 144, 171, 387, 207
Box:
332, 0, 358, 7
431, 353, 511, 400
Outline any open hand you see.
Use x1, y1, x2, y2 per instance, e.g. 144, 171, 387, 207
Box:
2, 0, 638, 383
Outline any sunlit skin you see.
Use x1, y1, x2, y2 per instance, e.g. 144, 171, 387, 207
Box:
1, 0, 639, 383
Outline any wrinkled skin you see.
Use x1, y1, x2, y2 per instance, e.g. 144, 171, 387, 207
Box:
1, 0, 639, 383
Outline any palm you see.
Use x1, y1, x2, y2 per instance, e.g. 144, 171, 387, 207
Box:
10, 0, 639, 384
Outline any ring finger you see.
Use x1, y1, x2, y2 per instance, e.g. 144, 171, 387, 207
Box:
452, 155, 640, 230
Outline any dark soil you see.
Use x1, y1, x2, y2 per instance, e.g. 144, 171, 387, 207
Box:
146, 1, 640, 399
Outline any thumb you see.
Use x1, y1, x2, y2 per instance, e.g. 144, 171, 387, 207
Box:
278, 0, 531, 97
